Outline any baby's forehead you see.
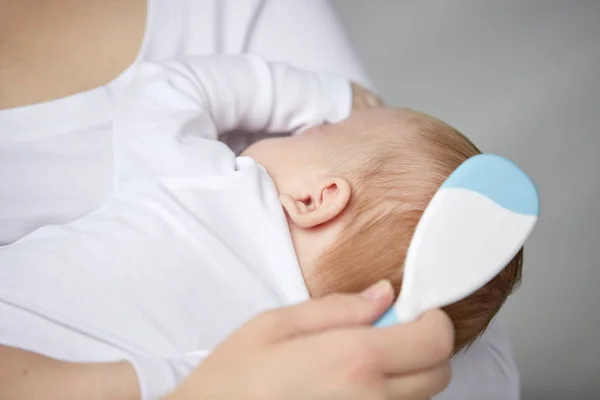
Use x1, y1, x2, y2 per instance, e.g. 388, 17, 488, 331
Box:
348, 109, 434, 131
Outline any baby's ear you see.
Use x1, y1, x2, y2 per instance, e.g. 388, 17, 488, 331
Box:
279, 178, 351, 229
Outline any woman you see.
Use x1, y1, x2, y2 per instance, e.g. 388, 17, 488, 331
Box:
0, 0, 518, 398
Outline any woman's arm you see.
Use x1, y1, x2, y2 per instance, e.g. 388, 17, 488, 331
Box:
218, 0, 374, 91
0, 345, 140, 400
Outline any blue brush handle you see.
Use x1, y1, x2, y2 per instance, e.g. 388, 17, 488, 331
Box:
374, 307, 401, 327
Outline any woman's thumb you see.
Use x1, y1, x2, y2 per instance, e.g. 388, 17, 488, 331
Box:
264, 280, 394, 342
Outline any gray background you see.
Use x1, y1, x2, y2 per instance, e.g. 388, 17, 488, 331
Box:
330, 1, 600, 399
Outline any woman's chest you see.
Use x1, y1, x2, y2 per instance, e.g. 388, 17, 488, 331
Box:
0, 0, 146, 109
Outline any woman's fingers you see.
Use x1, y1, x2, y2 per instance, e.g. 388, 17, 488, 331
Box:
254, 280, 395, 342
365, 309, 455, 374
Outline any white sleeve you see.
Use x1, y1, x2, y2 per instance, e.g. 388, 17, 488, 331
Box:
116, 54, 351, 140
434, 316, 520, 400
113, 54, 351, 180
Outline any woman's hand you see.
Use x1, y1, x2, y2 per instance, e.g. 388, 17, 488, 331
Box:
167, 280, 453, 400
352, 82, 385, 109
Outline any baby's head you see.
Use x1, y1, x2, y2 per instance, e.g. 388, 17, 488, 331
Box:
242, 108, 522, 352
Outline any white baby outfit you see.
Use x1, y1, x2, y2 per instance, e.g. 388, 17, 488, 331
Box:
0, 55, 351, 399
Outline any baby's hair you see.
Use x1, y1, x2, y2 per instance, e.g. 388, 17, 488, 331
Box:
306, 109, 522, 353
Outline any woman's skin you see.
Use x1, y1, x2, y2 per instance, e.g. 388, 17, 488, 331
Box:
0, 1, 451, 399
0, 346, 140, 399
0, 0, 146, 109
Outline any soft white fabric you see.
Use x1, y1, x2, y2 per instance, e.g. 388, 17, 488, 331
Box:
0, 55, 350, 399
0, 1, 519, 398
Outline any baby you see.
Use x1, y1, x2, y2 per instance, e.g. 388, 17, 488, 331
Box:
0, 55, 522, 399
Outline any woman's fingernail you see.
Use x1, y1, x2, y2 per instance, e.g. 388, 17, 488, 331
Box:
361, 280, 393, 300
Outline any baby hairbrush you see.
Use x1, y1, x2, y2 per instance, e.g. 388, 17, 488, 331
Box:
375, 154, 539, 326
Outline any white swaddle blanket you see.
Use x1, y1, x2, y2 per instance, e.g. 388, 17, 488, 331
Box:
0, 55, 351, 399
